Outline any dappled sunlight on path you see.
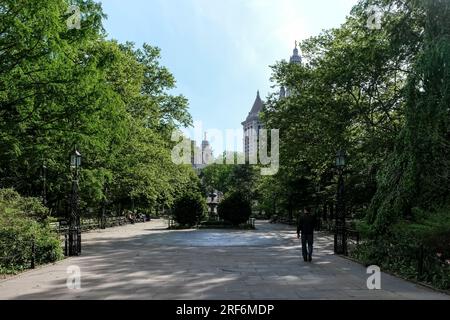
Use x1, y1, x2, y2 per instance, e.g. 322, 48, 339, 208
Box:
0, 220, 448, 300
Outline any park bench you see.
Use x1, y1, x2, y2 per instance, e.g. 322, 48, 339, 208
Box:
247, 218, 256, 228
80, 218, 99, 231
269, 215, 279, 223
134, 214, 146, 223
346, 229, 361, 245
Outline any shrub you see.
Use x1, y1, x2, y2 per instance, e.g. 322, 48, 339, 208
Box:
352, 207, 450, 290
0, 189, 63, 273
200, 220, 232, 227
218, 192, 252, 226
172, 192, 206, 227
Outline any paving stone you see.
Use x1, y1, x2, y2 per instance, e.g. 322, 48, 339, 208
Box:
0, 220, 448, 300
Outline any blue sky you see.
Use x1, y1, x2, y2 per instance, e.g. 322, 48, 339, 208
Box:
101, 0, 358, 154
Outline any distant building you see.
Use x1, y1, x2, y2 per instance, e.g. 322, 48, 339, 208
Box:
242, 90, 264, 161
241, 43, 303, 159
191, 134, 213, 171
242, 41, 302, 160
279, 42, 302, 99
191, 141, 202, 167
201, 135, 213, 165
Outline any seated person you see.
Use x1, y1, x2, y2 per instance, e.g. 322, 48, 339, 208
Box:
127, 211, 135, 224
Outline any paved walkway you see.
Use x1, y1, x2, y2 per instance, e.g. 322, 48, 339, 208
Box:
0, 220, 448, 300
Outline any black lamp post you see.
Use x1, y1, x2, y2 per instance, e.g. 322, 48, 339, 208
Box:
334, 150, 347, 255
68, 149, 82, 256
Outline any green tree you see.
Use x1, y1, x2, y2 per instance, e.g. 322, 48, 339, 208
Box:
172, 192, 206, 227
218, 192, 252, 226
0, 0, 198, 221
368, 0, 450, 232
0, 189, 63, 272
201, 163, 234, 194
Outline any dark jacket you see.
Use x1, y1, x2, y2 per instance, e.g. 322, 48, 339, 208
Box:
297, 214, 316, 236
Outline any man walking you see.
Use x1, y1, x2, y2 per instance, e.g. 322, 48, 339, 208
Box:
297, 207, 317, 262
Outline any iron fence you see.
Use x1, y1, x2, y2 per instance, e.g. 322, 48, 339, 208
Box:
0, 236, 36, 271
345, 230, 449, 289
51, 215, 148, 235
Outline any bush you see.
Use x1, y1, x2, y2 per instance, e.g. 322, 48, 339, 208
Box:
218, 192, 252, 226
200, 220, 233, 227
352, 207, 450, 290
172, 192, 206, 227
0, 189, 63, 273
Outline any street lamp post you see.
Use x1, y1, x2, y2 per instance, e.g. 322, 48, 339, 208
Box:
334, 150, 347, 255
68, 149, 82, 256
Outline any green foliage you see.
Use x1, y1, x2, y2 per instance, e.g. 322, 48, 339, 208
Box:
199, 218, 255, 230
172, 193, 206, 227
201, 163, 260, 221
201, 163, 234, 194
0, 0, 198, 219
353, 207, 450, 290
257, 0, 449, 290
261, 0, 422, 220
201, 163, 258, 199
218, 192, 252, 226
408, 208, 450, 257
200, 220, 233, 227
261, 0, 449, 226
228, 165, 259, 201
0, 189, 63, 273
367, 0, 450, 231
255, 176, 280, 216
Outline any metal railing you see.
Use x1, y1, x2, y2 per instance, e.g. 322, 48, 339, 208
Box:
400, 242, 449, 283
51, 215, 149, 235
346, 228, 361, 245
0, 237, 36, 271
344, 232, 449, 288
51, 215, 150, 257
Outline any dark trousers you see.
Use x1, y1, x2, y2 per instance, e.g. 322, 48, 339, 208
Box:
301, 234, 314, 259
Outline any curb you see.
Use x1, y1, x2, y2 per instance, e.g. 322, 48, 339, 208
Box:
339, 254, 450, 297
0, 256, 76, 284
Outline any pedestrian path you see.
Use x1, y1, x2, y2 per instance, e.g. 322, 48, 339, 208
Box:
0, 220, 448, 300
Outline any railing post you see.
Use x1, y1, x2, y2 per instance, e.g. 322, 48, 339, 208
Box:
77, 228, 81, 255
31, 238, 36, 269
418, 244, 424, 280
64, 233, 68, 257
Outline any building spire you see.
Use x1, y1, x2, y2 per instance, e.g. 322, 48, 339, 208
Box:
279, 86, 286, 99
290, 41, 302, 65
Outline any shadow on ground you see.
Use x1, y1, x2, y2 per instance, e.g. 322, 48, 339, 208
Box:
1, 221, 447, 300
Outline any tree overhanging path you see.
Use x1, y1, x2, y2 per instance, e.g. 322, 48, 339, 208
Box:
0, 221, 448, 300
